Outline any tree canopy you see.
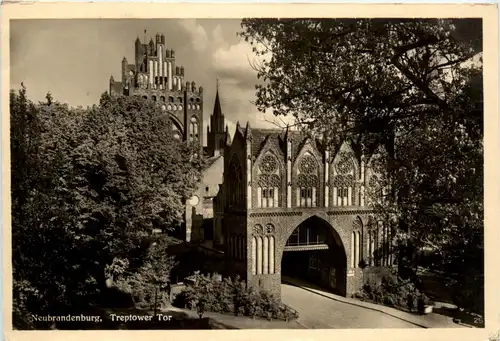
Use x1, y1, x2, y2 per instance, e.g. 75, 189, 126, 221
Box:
11, 87, 204, 328
240, 18, 483, 312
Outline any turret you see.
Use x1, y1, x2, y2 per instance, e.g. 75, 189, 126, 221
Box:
156, 33, 160, 44
149, 38, 155, 55
135, 37, 143, 67
121, 57, 128, 80
226, 125, 232, 146
180, 66, 185, 76
199, 86, 204, 94
213, 87, 222, 117
176, 66, 180, 75
161, 34, 165, 45
245, 121, 252, 140
170, 49, 175, 58
192, 82, 196, 93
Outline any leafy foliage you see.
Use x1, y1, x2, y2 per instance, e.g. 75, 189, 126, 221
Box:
355, 276, 432, 313
11, 87, 204, 328
113, 235, 178, 309
240, 19, 483, 313
173, 274, 299, 321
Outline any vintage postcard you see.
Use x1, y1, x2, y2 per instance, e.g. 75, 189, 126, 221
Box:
1, 3, 499, 341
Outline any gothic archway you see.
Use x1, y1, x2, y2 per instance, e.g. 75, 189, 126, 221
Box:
281, 216, 347, 296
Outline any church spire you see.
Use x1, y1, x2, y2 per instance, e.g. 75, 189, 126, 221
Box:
213, 78, 222, 117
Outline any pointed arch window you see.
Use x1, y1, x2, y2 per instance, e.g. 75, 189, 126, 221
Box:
296, 153, 319, 207
189, 116, 199, 142
368, 229, 376, 266
228, 157, 244, 209
251, 224, 275, 275
332, 152, 356, 206
257, 154, 280, 208
171, 120, 182, 140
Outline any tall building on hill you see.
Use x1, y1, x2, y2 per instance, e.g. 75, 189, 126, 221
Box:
109, 32, 231, 245
109, 33, 204, 151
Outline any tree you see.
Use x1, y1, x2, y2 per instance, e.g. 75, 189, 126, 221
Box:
240, 19, 483, 312
11, 89, 204, 328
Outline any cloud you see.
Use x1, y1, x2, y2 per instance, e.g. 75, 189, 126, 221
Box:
179, 19, 208, 52
209, 38, 294, 131
212, 39, 256, 77
212, 25, 228, 50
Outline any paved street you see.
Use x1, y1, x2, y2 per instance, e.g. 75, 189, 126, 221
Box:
281, 283, 419, 328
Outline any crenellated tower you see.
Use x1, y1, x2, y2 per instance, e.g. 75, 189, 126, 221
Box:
109, 32, 204, 150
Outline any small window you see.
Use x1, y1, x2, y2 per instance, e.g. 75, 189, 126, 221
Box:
190, 98, 194, 103
152, 95, 157, 102
205, 186, 209, 193
196, 98, 200, 103
160, 96, 166, 102
143, 95, 148, 100
177, 97, 183, 103
169, 96, 174, 103
263, 188, 274, 199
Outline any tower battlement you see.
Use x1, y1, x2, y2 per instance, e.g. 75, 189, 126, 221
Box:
109, 31, 205, 150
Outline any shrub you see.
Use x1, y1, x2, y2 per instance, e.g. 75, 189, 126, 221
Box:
383, 294, 395, 307
173, 274, 298, 321
355, 277, 423, 312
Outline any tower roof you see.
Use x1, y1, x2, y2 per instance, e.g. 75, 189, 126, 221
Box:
213, 87, 222, 117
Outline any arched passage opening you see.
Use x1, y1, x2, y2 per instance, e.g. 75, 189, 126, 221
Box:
281, 216, 347, 296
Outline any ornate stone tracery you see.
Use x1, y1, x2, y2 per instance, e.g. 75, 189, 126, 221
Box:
260, 154, 278, 173
336, 152, 355, 175
295, 152, 319, 208
256, 153, 281, 208
253, 223, 276, 236
265, 224, 275, 234
253, 224, 264, 235
332, 174, 354, 187
331, 151, 356, 206
299, 154, 317, 175
258, 174, 281, 188
297, 174, 319, 187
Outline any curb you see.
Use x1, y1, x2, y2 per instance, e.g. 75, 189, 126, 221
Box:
282, 279, 430, 328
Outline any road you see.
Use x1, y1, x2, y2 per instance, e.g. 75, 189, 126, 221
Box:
281, 283, 420, 329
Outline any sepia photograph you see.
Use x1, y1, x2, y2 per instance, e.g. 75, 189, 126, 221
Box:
2, 3, 498, 340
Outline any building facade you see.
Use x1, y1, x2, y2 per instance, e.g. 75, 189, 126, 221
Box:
109, 33, 204, 151
109, 32, 230, 245
185, 89, 231, 245
215, 124, 394, 298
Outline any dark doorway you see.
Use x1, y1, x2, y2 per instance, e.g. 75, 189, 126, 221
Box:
281, 216, 347, 296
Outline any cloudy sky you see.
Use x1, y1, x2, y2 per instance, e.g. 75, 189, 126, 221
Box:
10, 19, 283, 144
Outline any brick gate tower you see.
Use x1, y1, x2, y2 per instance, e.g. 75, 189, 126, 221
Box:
215, 124, 394, 299
109, 32, 204, 151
